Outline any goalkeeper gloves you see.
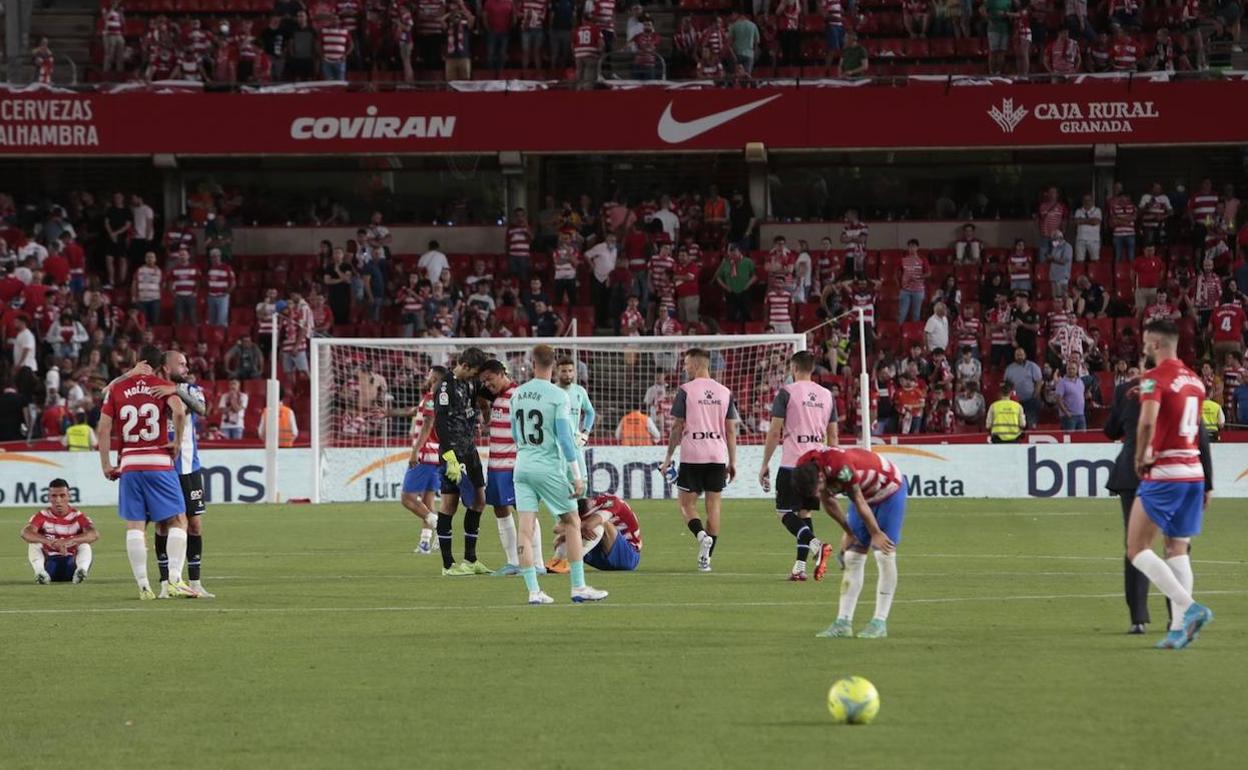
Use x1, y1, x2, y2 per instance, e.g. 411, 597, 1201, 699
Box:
576, 431, 589, 448
442, 450, 462, 483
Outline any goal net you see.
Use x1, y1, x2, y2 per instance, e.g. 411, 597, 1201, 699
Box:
309, 334, 805, 503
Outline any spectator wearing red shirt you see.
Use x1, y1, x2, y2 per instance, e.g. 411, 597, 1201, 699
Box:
619, 294, 644, 337
1141, 289, 1181, 325
898, 239, 930, 323
188, 340, 217, 381
1086, 31, 1112, 72
41, 243, 70, 288
573, 14, 604, 89
58, 232, 86, 295
673, 246, 700, 324
775, 0, 802, 65
632, 18, 661, 80
518, 0, 548, 72
1107, 182, 1138, 262
167, 249, 200, 326
1132, 244, 1165, 310
1035, 186, 1068, 262
482, 0, 514, 73
903, 0, 930, 39
1211, 289, 1246, 359
1044, 27, 1082, 77
205, 248, 236, 327
1110, 25, 1139, 71
764, 283, 794, 334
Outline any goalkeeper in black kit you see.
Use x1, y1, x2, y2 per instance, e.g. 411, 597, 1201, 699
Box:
411, 347, 491, 576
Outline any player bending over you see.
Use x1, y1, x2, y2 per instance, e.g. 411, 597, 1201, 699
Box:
556, 357, 596, 516
97, 345, 198, 599
150, 351, 214, 598
759, 351, 839, 581
793, 446, 906, 639
1127, 319, 1214, 649
21, 478, 98, 584
412, 348, 492, 576
479, 358, 545, 576
394, 366, 445, 555
660, 347, 739, 572
511, 344, 608, 604
547, 494, 642, 573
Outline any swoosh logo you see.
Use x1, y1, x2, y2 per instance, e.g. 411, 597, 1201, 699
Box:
0, 452, 63, 468
657, 94, 782, 144
874, 446, 948, 461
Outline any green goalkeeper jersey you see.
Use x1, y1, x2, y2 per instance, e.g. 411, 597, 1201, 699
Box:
511, 378, 578, 475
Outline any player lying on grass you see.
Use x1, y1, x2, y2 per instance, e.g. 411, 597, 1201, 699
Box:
793, 447, 906, 639
511, 344, 608, 604
546, 494, 642, 573
21, 478, 98, 584
391, 366, 445, 555
758, 350, 839, 582
1126, 319, 1214, 650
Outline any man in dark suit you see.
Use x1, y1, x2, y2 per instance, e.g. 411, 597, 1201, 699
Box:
1104, 374, 1213, 634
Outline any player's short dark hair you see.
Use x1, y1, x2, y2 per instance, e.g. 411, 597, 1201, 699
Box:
139, 344, 163, 368
430, 365, 448, 377
1000, 381, 1014, 397
479, 359, 507, 375
685, 347, 711, 364
790, 351, 815, 374
1142, 319, 1180, 341
792, 462, 821, 499
556, 356, 575, 368
458, 347, 488, 370
532, 344, 556, 368
48, 478, 69, 490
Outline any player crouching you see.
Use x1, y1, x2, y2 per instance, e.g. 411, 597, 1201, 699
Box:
793, 447, 907, 639
22, 479, 98, 584
547, 494, 642, 573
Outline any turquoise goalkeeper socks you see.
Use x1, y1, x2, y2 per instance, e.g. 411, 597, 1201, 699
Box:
570, 560, 586, 590
521, 566, 540, 593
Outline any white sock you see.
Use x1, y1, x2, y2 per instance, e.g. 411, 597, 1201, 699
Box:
497, 514, 519, 565
28, 543, 46, 576
424, 512, 438, 530
839, 551, 867, 622
532, 518, 546, 565
166, 527, 188, 584
873, 551, 897, 621
76, 543, 93, 574
1131, 550, 1192, 619
1165, 554, 1194, 631
419, 527, 433, 542
125, 530, 150, 590
792, 559, 806, 574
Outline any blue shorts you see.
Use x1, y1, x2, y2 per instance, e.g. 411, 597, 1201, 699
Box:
825, 24, 845, 51
118, 470, 184, 523
45, 554, 78, 583
1137, 480, 1204, 538
402, 464, 439, 494
584, 535, 640, 571
486, 469, 516, 508
848, 479, 907, 550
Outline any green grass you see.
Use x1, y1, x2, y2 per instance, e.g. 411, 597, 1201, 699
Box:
1, 498, 1245, 770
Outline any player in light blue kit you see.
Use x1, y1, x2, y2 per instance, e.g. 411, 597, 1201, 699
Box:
555, 357, 596, 515
511, 344, 608, 605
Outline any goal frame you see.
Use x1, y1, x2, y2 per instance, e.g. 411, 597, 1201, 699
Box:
309, 333, 806, 504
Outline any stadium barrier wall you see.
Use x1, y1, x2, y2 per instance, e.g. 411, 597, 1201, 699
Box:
5, 443, 1248, 506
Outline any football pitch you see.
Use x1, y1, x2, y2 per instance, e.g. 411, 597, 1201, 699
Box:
1, 497, 1244, 770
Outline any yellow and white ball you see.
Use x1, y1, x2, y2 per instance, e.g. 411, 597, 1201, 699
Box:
826, 676, 880, 725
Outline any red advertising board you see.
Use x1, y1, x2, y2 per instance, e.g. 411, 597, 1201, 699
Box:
1, 80, 1245, 155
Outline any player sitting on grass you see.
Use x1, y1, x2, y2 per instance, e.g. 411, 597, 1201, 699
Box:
793, 446, 906, 639
546, 493, 642, 573
393, 366, 445, 555
511, 344, 608, 605
759, 350, 839, 582
1127, 319, 1215, 649
21, 478, 98, 584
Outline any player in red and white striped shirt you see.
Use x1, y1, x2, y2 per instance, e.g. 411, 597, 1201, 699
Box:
479, 359, 544, 574
21, 479, 98, 584
167, 249, 200, 326
1128, 319, 1214, 648
395, 367, 446, 554
794, 446, 907, 638
205, 249, 235, 327
318, 18, 354, 80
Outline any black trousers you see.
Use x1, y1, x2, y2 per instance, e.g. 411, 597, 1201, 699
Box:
1119, 492, 1153, 625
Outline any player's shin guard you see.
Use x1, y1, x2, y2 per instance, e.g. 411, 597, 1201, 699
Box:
709, 535, 718, 557
76, 543, 93, 574
570, 560, 586, 590
188, 534, 203, 582
1165, 554, 1194, 631
463, 508, 482, 563
154, 532, 170, 583
27, 543, 45, 575
687, 518, 705, 537
497, 514, 519, 565
873, 551, 897, 621
532, 518, 545, 565
839, 551, 867, 622
166, 527, 188, 584
125, 529, 151, 590
1130, 550, 1193, 618
437, 514, 455, 569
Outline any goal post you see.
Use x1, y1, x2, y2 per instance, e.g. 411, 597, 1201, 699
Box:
309, 333, 807, 503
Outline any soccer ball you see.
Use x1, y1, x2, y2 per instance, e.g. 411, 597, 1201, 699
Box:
826, 676, 880, 725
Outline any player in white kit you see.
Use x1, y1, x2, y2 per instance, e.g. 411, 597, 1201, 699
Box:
659, 348, 739, 572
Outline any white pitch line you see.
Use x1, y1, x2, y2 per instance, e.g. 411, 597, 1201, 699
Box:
1, 589, 1244, 616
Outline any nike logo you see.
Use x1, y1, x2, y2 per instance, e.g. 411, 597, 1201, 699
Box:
656, 94, 783, 144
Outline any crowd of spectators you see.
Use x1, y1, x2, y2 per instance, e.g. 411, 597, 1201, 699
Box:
2, 171, 1246, 445
80, 0, 1243, 86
